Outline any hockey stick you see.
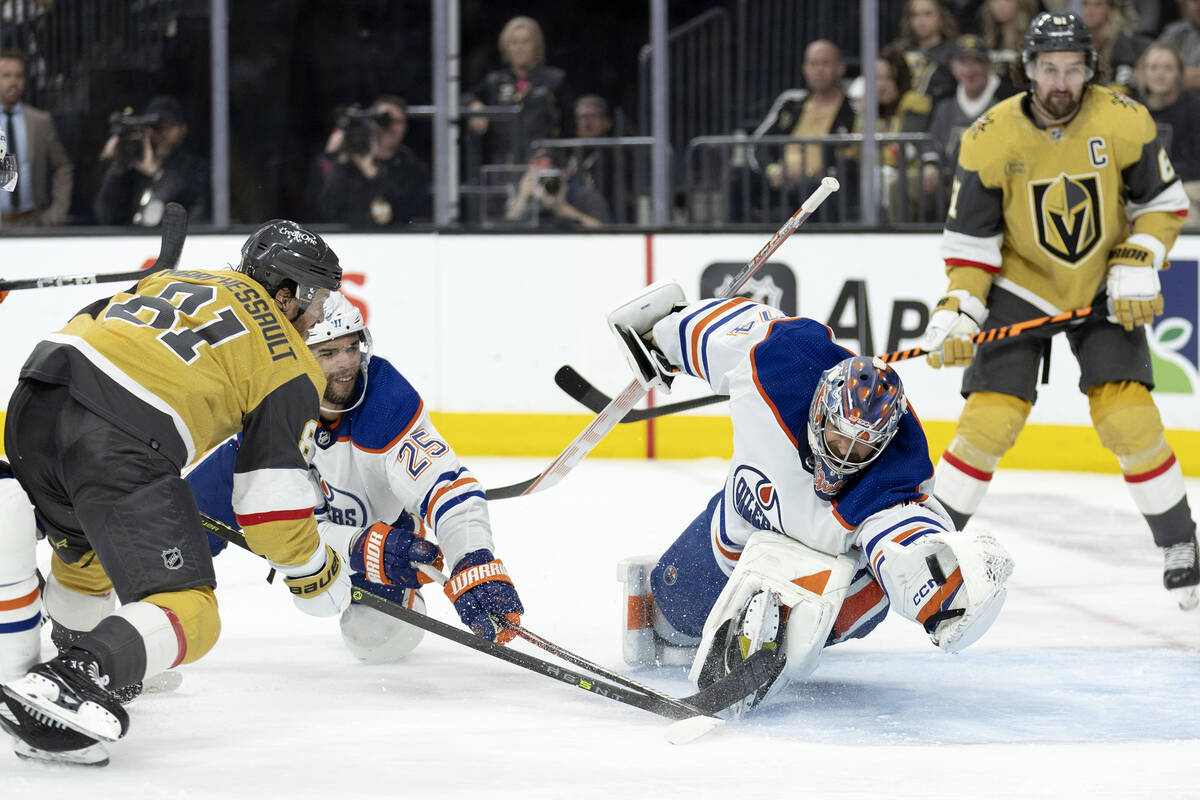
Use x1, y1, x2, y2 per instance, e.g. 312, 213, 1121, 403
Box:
0, 202, 188, 291
198, 513, 738, 734
552, 304, 1102, 422
877, 304, 1097, 362
554, 365, 728, 421
483, 177, 840, 501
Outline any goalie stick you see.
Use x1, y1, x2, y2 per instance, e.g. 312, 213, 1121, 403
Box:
483, 177, 840, 501
198, 512, 779, 734
0, 202, 188, 291
550, 305, 1102, 422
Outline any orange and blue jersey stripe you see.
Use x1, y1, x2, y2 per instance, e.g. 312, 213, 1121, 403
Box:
420, 467, 485, 530
0, 581, 41, 634
676, 298, 754, 381
829, 567, 890, 644
863, 515, 950, 584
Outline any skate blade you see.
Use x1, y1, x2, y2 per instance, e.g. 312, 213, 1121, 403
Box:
0, 709, 109, 767
2, 679, 123, 743
1171, 585, 1199, 611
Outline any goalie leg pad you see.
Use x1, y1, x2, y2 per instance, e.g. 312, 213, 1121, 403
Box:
649, 494, 731, 640
0, 475, 42, 681
340, 585, 426, 664
619, 555, 698, 667
873, 529, 1013, 653
689, 531, 857, 691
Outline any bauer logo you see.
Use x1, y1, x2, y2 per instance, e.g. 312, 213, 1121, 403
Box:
1149, 259, 1198, 395
732, 465, 783, 533
701, 262, 796, 315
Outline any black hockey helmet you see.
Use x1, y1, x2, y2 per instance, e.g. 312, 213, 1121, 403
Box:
1022, 12, 1097, 79
238, 220, 342, 309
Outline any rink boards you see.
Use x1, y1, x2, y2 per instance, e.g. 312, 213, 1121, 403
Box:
0, 230, 1197, 474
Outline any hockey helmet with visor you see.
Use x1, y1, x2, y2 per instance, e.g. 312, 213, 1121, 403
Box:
1022, 12, 1097, 80
307, 291, 373, 414
806, 355, 907, 500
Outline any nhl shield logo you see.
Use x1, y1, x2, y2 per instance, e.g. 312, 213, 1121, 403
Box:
162, 547, 184, 570
1029, 172, 1103, 266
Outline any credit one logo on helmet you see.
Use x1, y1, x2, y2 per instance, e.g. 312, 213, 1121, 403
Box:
732, 465, 783, 533
1150, 258, 1198, 395
279, 225, 318, 247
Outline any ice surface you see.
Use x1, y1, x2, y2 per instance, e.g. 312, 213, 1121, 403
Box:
4, 460, 1198, 799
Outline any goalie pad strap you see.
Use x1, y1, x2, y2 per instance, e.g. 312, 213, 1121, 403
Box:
444, 559, 512, 602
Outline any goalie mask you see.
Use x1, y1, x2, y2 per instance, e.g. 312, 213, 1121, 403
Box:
307, 291, 373, 414
238, 220, 342, 311
0, 129, 17, 192
806, 356, 907, 500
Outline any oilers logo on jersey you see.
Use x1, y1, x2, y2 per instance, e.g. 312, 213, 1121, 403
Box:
732, 465, 783, 533
1030, 171, 1103, 265
320, 478, 369, 528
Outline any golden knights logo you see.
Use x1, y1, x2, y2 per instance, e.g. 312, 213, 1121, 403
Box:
1029, 172, 1103, 265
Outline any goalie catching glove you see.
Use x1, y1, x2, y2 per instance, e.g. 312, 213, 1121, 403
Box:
274, 543, 352, 617
349, 520, 444, 590
1106, 236, 1165, 331
920, 290, 986, 368
444, 549, 524, 644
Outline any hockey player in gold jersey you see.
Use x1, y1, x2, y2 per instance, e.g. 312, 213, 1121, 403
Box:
919, 12, 1198, 610
0, 220, 349, 765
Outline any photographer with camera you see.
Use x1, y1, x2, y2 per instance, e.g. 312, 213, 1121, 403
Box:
93, 95, 210, 226
504, 146, 609, 229
313, 96, 431, 227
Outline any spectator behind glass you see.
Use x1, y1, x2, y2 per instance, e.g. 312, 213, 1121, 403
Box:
1082, 0, 1151, 93
981, 0, 1039, 79
466, 16, 573, 165
921, 34, 1014, 199
0, 48, 73, 227
1134, 42, 1200, 219
729, 40, 857, 223
893, 0, 960, 101
562, 94, 636, 223
94, 95, 210, 226
1156, 0, 1200, 91
857, 47, 934, 222
504, 143, 608, 229
316, 96, 431, 227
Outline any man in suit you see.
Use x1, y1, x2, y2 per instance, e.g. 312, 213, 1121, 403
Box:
0, 48, 73, 227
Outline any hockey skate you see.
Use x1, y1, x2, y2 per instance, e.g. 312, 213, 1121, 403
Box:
1162, 537, 1199, 611
2, 652, 130, 746
0, 697, 110, 767
697, 589, 787, 718
50, 621, 144, 704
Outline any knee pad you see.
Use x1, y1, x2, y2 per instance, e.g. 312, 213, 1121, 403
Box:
688, 532, 857, 689
340, 590, 426, 664
1087, 381, 1170, 473
948, 392, 1033, 468
141, 586, 220, 666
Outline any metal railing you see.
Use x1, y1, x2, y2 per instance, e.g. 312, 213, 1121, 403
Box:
684, 132, 950, 227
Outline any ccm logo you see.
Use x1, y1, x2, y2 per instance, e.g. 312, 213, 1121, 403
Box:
911, 578, 936, 606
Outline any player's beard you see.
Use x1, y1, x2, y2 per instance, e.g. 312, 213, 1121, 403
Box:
324, 370, 359, 406
1035, 85, 1082, 121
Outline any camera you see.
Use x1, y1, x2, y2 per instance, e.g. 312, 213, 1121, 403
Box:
537, 168, 563, 196
337, 107, 392, 157
108, 110, 164, 167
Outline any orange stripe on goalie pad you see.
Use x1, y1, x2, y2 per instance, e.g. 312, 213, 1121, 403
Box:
0, 587, 39, 611
443, 559, 512, 602
627, 594, 654, 631
791, 570, 831, 594
916, 567, 964, 626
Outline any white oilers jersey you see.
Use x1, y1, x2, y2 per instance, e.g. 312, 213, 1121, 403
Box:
310, 356, 494, 570
651, 299, 947, 576
187, 356, 494, 572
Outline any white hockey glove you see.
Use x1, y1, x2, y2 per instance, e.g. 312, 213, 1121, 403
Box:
920, 290, 986, 369
1106, 237, 1164, 331
274, 543, 352, 618
607, 281, 686, 391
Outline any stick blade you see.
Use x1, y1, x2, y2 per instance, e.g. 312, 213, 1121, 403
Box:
664, 714, 725, 745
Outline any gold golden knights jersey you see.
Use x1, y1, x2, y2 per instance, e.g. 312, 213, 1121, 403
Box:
940, 85, 1189, 312
18, 268, 327, 567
